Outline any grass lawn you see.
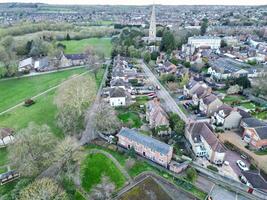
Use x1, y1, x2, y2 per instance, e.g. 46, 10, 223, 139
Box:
222, 95, 246, 104
240, 102, 257, 110
60, 38, 112, 57
117, 111, 143, 128
0, 148, 8, 167
81, 153, 126, 192
253, 111, 267, 120
0, 68, 86, 113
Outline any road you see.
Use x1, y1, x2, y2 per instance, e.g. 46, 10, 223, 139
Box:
140, 61, 188, 123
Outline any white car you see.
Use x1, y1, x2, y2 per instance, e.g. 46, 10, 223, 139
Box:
236, 160, 249, 171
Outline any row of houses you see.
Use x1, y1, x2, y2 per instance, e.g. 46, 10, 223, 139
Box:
18, 53, 87, 72
184, 79, 267, 150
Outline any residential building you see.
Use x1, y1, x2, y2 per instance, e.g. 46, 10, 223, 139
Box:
212, 104, 242, 129
146, 98, 170, 135
188, 36, 221, 49
185, 122, 226, 164
117, 128, 173, 167
59, 54, 87, 68
199, 94, 223, 116
18, 57, 33, 72
109, 87, 127, 107
34, 57, 49, 71
0, 128, 15, 147
240, 118, 267, 149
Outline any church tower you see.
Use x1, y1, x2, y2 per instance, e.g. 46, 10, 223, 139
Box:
148, 5, 156, 42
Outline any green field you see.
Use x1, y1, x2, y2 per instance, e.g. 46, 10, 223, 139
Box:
60, 38, 112, 57
0, 68, 86, 113
81, 153, 126, 192
117, 111, 142, 128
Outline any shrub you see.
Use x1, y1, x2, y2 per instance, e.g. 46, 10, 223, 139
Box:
186, 167, 198, 183
207, 165, 218, 172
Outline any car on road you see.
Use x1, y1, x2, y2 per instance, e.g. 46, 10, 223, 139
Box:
239, 175, 251, 186
240, 154, 248, 160
236, 160, 249, 171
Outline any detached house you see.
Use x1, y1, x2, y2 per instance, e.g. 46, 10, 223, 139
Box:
0, 128, 15, 147
117, 128, 173, 167
18, 57, 33, 72
109, 87, 127, 107
212, 104, 242, 129
183, 80, 210, 101
240, 118, 267, 149
146, 98, 170, 135
199, 94, 223, 116
185, 122, 226, 164
59, 54, 87, 68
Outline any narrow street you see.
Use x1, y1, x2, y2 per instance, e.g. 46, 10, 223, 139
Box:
140, 60, 188, 123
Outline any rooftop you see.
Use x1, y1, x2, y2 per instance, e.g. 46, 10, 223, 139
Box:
117, 128, 172, 155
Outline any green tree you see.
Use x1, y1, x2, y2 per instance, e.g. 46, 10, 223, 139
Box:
200, 18, 208, 36
169, 113, 185, 136
186, 168, 198, 183
160, 30, 176, 52
220, 40, 227, 48
143, 51, 151, 63
150, 51, 159, 61
66, 33, 71, 40
8, 122, 58, 177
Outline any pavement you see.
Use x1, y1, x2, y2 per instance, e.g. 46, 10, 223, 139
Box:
140, 60, 188, 123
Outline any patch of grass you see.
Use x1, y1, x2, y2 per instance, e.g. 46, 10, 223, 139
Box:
128, 161, 155, 177
75, 191, 86, 200
254, 149, 267, 155
222, 95, 246, 104
253, 110, 267, 120
0, 148, 8, 167
135, 96, 149, 105
81, 153, 126, 192
117, 111, 142, 128
60, 38, 112, 57
0, 68, 86, 113
0, 90, 63, 138
240, 102, 256, 110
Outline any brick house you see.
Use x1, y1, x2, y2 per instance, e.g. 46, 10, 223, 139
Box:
117, 128, 173, 168
146, 98, 170, 135
240, 118, 267, 149
185, 122, 226, 164
199, 94, 223, 116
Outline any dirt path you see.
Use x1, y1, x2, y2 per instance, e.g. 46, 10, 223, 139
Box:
0, 71, 89, 116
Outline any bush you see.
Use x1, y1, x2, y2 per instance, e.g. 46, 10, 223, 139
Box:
207, 165, 218, 172
24, 99, 35, 107
186, 167, 198, 183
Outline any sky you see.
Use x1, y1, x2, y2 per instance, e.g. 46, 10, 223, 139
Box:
0, 0, 266, 6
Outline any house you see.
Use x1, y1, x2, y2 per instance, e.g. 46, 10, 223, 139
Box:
146, 98, 170, 135
110, 78, 130, 90
185, 122, 226, 164
157, 60, 177, 74
199, 94, 223, 116
191, 84, 212, 106
34, 57, 49, 71
59, 54, 87, 68
18, 57, 33, 72
240, 118, 267, 149
188, 36, 221, 49
212, 104, 242, 129
208, 58, 249, 80
242, 170, 267, 191
183, 80, 209, 98
117, 128, 173, 167
0, 128, 15, 147
109, 87, 127, 107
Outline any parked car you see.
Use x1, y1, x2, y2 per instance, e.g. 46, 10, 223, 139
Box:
236, 160, 249, 171
239, 175, 248, 184
178, 95, 185, 100
224, 161, 230, 166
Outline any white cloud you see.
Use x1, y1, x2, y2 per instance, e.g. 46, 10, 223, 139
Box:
0, 0, 266, 5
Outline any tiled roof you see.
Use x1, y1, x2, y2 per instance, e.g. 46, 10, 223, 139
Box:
118, 128, 172, 155
242, 117, 267, 128
242, 170, 267, 190
110, 87, 126, 98
0, 128, 14, 140
217, 104, 233, 116
202, 94, 218, 105
65, 54, 86, 60
188, 122, 226, 153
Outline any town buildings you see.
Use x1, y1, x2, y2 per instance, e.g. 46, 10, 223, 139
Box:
187, 36, 221, 50
117, 128, 173, 167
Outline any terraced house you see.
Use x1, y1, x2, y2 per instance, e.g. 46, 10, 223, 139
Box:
117, 128, 173, 167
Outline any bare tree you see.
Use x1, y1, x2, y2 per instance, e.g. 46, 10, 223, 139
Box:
8, 122, 58, 177
84, 46, 104, 79
90, 176, 115, 200
54, 75, 97, 136
19, 178, 68, 200
93, 102, 121, 135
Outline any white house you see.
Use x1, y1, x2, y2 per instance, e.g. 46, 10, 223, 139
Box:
0, 128, 15, 147
18, 57, 33, 72
185, 122, 226, 164
188, 36, 221, 50
109, 87, 127, 107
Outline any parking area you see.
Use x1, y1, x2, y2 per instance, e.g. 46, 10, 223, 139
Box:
210, 185, 249, 200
